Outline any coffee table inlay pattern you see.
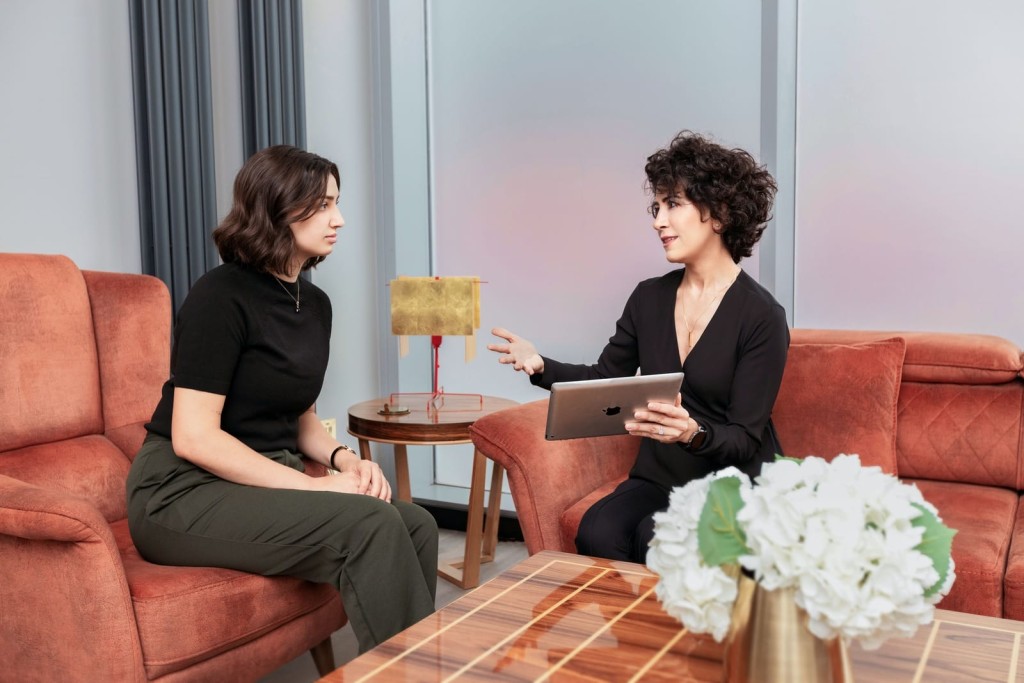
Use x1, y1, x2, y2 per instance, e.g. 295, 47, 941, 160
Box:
324, 551, 1024, 682
347, 395, 518, 590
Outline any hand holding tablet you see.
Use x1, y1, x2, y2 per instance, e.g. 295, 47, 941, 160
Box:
544, 372, 684, 440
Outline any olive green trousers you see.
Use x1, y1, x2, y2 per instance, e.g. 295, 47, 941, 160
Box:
127, 435, 438, 653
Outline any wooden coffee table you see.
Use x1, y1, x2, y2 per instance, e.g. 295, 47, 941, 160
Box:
321, 550, 1024, 682
347, 394, 518, 589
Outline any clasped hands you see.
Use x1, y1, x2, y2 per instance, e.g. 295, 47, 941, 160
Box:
311, 458, 392, 502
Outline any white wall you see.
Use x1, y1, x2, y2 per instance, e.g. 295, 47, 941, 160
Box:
794, 1, 1024, 341
302, 0, 385, 453
0, 0, 140, 273
426, 0, 765, 491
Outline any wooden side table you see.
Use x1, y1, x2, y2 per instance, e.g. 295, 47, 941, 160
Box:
347, 394, 518, 589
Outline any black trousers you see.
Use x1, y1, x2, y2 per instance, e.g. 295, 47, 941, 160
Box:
127, 435, 438, 653
575, 477, 669, 564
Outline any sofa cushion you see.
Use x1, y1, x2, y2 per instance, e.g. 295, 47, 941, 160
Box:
0, 435, 130, 522
0, 254, 103, 452
907, 479, 1014, 618
772, 338, 906, 473
1002, 497, 1024, 620
83, 270, 170, 459
791, 329, 1022, 385
112, 520, 342, 679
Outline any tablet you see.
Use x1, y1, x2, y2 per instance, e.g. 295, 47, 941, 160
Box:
544, 372, 685, 440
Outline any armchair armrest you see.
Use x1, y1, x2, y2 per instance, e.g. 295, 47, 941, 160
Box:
470, 399, 639, 554
0, 474, 146, 681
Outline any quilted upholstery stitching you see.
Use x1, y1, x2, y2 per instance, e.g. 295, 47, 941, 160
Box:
898, 386, 1019, 486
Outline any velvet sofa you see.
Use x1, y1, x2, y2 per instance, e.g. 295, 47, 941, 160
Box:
469, 329, 1024, 620
0, 253, 345, 682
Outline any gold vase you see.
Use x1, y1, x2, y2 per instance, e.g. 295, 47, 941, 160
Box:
722, 575, 852, 683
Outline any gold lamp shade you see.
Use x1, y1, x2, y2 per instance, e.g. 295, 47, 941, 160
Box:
390, 276, 479, 336
389, 276, 481, 361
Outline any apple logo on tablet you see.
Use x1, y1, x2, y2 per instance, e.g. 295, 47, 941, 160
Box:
603, 405, 621, 416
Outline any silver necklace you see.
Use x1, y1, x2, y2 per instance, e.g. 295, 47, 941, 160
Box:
273, 275, 300, 312
679, 274, 738, 350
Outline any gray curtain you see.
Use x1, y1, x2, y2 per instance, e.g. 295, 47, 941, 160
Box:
238, 0, 306, 157
129, 0, 219, 313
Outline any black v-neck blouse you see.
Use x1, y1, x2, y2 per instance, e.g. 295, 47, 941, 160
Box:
531, 268, 789, 489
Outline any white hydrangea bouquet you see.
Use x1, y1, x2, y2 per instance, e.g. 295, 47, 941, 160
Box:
646, 454, 957, 650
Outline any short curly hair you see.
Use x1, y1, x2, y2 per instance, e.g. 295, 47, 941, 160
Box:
213, 145, 340, 275
644, 131, 776, 263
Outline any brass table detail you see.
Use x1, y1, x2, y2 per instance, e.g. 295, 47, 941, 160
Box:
347, 394, 518, 590
321, 550, 1024, 682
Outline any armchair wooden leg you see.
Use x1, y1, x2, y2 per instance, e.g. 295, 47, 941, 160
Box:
309, 637, 336, 677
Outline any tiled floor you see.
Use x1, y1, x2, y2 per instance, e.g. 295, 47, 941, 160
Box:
258, 528, 529, 682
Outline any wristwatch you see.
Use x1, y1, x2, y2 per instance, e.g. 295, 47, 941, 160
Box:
685, 422, 707, 450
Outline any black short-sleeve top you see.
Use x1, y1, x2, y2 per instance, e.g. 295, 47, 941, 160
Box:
530, 268, 789, 489
146, 262, 332, 453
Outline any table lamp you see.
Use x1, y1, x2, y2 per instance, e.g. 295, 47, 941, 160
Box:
388, 275, 482, 413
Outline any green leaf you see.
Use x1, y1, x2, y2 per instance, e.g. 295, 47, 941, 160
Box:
911, 502, 958, 598
774, 453, 803, 464
698, 477, 750, 566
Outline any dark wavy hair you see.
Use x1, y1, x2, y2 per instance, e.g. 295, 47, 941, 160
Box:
213, 145, 340, 274
644, 131, 777, 263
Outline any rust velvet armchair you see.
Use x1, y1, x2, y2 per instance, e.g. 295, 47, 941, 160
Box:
0, 253, 345, 682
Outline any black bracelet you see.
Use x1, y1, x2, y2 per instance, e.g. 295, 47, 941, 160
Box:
329, 445, 357, 470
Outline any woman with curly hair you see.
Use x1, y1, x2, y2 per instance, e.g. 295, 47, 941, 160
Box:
487, 130, 789, 563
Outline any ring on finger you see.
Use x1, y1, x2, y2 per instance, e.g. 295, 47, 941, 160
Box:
658, 426, 665, 436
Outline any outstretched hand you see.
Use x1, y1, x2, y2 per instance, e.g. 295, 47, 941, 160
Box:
487, 327, 545, 376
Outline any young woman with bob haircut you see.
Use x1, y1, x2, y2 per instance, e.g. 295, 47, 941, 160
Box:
127, 145, 438, 653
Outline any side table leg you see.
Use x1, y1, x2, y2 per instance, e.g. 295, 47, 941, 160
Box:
457, 447, 488, 589
482, 461, 504, 562
356, 439, 371, 461
394, 443, 411, 503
